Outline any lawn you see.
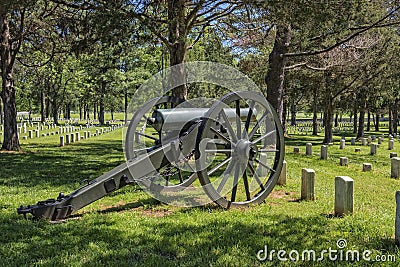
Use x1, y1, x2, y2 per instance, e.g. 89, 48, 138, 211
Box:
1, 126, 400, 266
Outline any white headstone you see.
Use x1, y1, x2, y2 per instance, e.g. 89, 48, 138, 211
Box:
340, 140, 345, 149
306, 143, 312, 156
335, 176, 354, 216
370, 144, 378, 155
301, 168, 315, 201
389, 139, 395, 150
277, 160, 287, 186
340, 157, 348, 166
320, 145, 328, 160
391, 157, 400, 179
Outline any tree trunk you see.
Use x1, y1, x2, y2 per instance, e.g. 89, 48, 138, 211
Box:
353, 108, 358, 134
167, 0, 187, 100
45, 97, 50, 119
65, 103, 71, 120
357, 97, 366, 138
40, 89, 46, 123
323, 98, 334, 144
1, 75, 19, 150
124, 89, 128, 124
52, 99, 58, 125
99, 95, 105, 125
79, 101, 83, 121
367, 111, 371, 132
375, 112, 380, 131
93, 102, 97, 120
290, 101, 296, 126
0, 12, 20, 150
393, 99, 399, 134
282, 97, 287, 133
334, 113, 339, 128
83, 101, 87, 120
0, 96, 3, 125
312, 88, 318, 135
357, 108, 365, 138
265, 24, 291, 124
389, 105, 393, 135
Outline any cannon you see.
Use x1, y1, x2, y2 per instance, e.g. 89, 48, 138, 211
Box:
17, 91, 284, 220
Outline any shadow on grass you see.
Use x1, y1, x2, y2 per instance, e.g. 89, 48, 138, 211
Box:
285, 135, 326, 147
0, 139, 125, 188
1, 211, 395, 266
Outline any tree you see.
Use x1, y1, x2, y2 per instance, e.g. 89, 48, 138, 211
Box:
51, 0, 243, 99
253, 1, 400, 130
0, 0, 61, 150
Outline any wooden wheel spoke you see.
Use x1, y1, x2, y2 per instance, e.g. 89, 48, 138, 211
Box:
243, 100, 255, 138
207, 157, 232, 176
230, 164, 240, 203
210, 127, 231, 144
247, 163, 265, 191
235, 100, 242, 139
221, 109, 238, 143
216, 160, 235, 193
251, 130, 276, 145
135, 131, 159, 141
248, 112, 268, 139
243, 170, 251, 201
254, 159, 276, 173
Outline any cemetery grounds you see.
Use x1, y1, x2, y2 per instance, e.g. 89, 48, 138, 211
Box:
0, 116, 399, 266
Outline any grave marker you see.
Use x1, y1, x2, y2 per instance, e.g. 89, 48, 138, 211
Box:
361, 138, 367, 146
391, 157, 400, 179
301, 168, 315, 201
320, 145, 328, 160
277, 160, 287, 186
340, 157, 348, 166
389, 139, 395, 150
335, 176, 354, 216
340, 140, 345, 149
370, 144, 378, 155
363, 163, 372, 172
396, 191, 400, 244
351, 137, 356, 145
306, 143, 312, 156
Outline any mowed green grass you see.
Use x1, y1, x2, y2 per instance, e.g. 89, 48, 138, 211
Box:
1, 127, 400, 266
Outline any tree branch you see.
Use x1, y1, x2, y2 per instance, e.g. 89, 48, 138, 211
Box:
284, 6, 400, 58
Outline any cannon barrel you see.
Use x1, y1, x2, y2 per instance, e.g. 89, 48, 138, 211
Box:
150, 107, 255, 132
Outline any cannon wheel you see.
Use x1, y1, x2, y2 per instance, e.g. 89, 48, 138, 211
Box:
195, 91, 285, 208
125, 96, 198, 191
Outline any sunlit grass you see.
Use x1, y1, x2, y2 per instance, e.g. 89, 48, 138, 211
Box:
1, 127, 400, 266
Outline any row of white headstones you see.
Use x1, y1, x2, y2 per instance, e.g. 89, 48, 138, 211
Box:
280, 136, 400, 244
58, 124, 124, 146
0, 123, 124, 144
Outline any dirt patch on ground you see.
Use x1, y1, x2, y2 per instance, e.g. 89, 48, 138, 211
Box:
269, 190, 297, 201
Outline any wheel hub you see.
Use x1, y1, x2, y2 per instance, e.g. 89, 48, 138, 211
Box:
234, 139, 258, 162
